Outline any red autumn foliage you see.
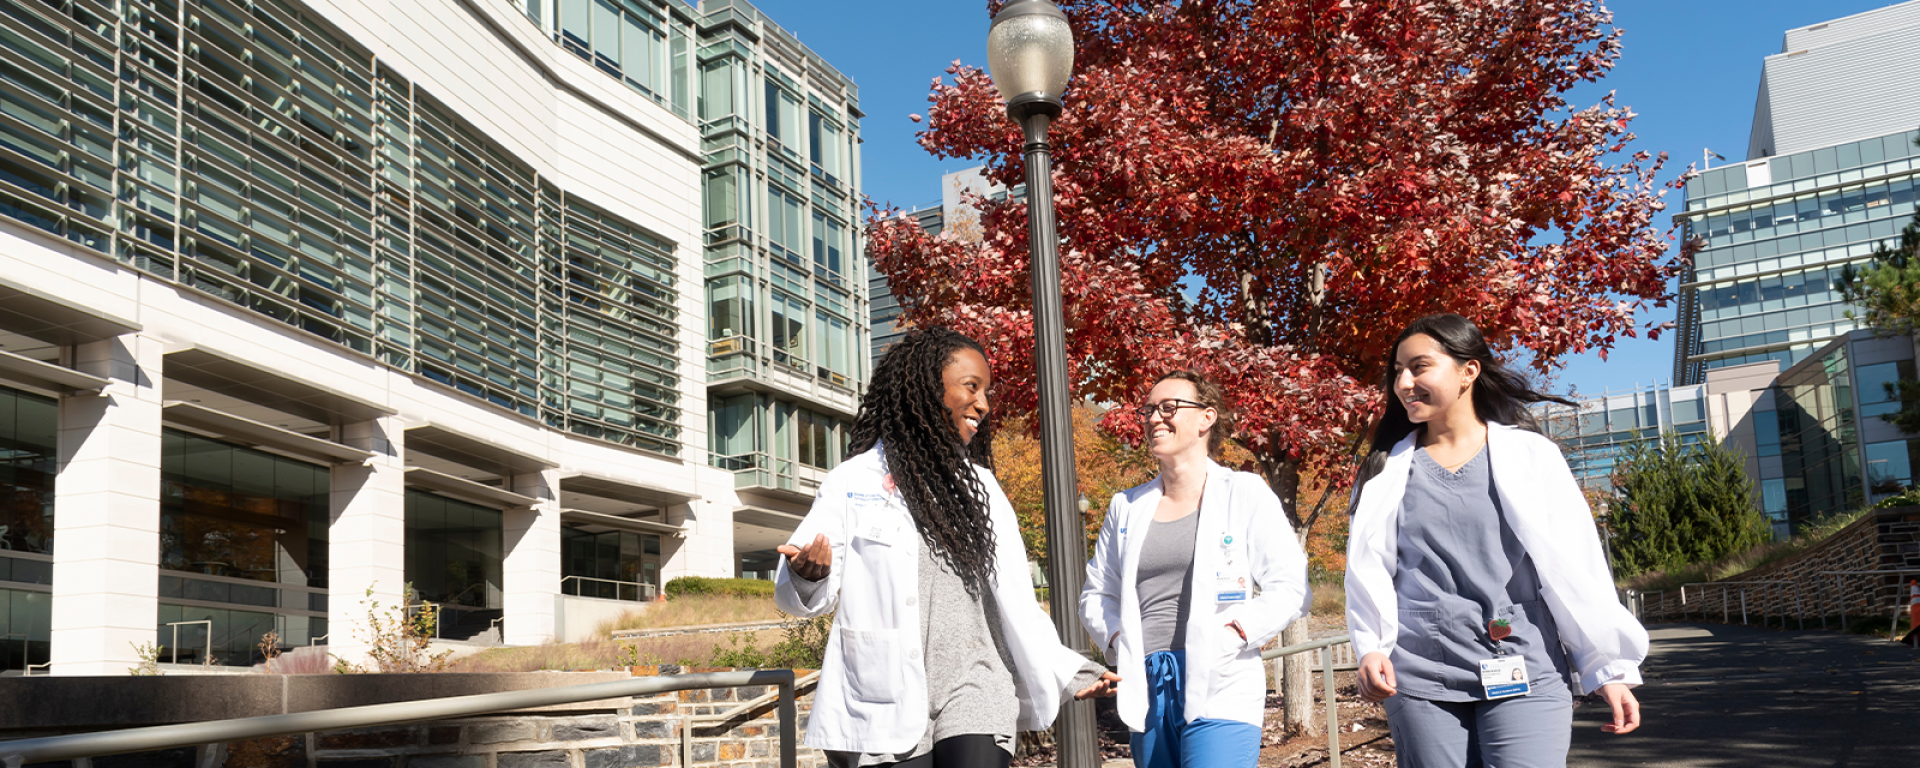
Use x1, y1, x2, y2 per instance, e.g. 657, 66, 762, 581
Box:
866, 0, 1684, 529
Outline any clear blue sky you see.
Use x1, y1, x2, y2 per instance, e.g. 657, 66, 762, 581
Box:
743, 0, 1909, 397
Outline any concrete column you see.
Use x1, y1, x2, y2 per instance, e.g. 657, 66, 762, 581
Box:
504, 468, 561, 645
50, 335, 164, 676
328, 416, 407, 666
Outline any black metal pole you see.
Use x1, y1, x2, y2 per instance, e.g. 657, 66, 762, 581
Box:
1021, 111, 1096, 768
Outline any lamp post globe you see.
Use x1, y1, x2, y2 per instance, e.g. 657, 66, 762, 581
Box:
987, 0, 1074, 121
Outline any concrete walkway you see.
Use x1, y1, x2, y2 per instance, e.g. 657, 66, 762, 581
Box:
1569, 623, 1920, 768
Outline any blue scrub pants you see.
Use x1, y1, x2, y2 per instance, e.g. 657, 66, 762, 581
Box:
1130, 650, 1263, 768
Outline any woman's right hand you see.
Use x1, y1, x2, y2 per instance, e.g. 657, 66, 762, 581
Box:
777, 534, 833, 581
1357, 652, 1397, 702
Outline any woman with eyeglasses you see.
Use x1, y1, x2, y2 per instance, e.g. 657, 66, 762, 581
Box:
1080, 370, 1311, 768
776, 327, 1118, 768
1345, 314, 1646, 768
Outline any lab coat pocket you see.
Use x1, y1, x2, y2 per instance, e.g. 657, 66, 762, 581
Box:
840, 626, 905, 703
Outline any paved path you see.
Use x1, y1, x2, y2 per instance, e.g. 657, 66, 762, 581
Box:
1569, 623, 1920, 768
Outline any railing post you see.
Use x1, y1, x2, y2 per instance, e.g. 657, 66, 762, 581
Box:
1796, 582, 1806, 631
1321, 646, 1340, 768
778, 675, 798, 768
1740, 587, 1748, 626
1838, 575, 1847, 631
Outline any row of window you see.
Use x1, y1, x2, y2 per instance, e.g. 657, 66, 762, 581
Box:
1686, 130, 1920, 209
1694, 173, 1919, 249
1699, 320, 1857, 357
709, 393, 849, 473
0, 0, 688, 455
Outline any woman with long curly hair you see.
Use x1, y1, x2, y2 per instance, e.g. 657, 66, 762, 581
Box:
1345, 314, 1647, 767
775, 327, 1118, 768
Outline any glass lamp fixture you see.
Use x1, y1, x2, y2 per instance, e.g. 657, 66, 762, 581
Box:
986, 0, 1075, 120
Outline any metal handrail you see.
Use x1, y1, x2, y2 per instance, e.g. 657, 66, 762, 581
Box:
1818, 569, 1920, 639
0, 669, 800, 768
1676, 580, 1804, 629
166, 620, 214, 666
561, 575, 659, 602
1262, 633, 1355, 768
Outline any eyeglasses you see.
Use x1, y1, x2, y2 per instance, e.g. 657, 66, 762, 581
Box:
1134, 399, 1209, 421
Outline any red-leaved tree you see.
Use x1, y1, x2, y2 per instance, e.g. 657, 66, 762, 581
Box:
866, 0, 1683, 735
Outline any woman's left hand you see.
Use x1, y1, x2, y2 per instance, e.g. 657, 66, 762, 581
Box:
1597, 683, 1641, 734
1074, 671, 1121, 700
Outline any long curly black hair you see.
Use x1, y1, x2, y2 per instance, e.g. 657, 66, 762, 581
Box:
848, 327, 998, 591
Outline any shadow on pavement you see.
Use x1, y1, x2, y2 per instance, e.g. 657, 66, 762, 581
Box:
1570, 623, 1920, 768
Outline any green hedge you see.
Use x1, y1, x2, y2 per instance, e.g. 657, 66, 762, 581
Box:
663, 576, 777, 598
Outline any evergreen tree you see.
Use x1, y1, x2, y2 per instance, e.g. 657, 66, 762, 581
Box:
1608, 433, 1770, 577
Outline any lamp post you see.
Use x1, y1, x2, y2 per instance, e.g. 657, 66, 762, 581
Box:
987, 3, 1094, 767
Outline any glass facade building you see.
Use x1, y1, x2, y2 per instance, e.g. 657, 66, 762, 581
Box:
696, 0, 868, 562
1672, 129, 1920, 384
1538, 384, 1712, 495
1749, 332, 1920, 536
0, 0, 865, 671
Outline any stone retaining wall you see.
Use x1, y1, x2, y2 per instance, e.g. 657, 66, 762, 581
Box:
0, 667, 824, 768
1635, 506, 1920, 625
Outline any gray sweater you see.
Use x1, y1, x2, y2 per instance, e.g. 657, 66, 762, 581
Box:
798, 542, 1105, 765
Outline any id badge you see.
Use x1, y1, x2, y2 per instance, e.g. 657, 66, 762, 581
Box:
1215, 572, 1249, 602
1479, 656, 1531, 700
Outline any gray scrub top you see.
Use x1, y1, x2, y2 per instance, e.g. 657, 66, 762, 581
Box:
1390, 445, 1571, 702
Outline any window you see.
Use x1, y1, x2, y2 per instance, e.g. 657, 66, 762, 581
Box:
771, 291, 808, 364
160, 430, 329, 588
708, 275, 753, 339
765, 80, 801, 149
1671, 396, 1704, 425
1855, 360, 1912, 418
797, 409, 835, 469
810, 112, 842, 180
0, 387, 57, 556
1754, 409, 1781, 457
815, 311, 850, 380
710, 393, 758, 464
404, 490, 503, 609
1864, 439, 1920, 501
705, 167, 743, 229
562, 528, 661, 600
768, 188, 804, 259
812, 212, 843, 277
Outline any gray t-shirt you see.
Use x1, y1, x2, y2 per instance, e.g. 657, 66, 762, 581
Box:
1391, 445, 1571, 702
1136, 511, 1200, 654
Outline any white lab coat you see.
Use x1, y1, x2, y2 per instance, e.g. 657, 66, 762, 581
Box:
1344, 422, 1649, 695
774, 447, 1090, 754
1080, 461, 1311, 730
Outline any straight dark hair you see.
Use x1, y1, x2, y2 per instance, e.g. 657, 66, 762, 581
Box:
1351, 314, 1573, 506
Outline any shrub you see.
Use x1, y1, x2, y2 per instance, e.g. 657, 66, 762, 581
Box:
707, 615, 832, 669
1609, 433, 1770, 578
664, 576, 777, 598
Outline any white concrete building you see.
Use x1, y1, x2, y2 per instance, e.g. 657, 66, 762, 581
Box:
0, 0, 864, 674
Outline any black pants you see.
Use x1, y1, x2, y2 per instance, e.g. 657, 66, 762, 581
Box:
825, 735, 1011, 768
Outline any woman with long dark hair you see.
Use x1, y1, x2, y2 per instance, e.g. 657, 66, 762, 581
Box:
1080, 370, 1310, 768
775, 327, 1117, 768
1344, 314, 1647, 767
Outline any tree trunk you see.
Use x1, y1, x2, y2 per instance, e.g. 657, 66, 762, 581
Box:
1264, 456, 1319, 738
1281, 617, 1317, 738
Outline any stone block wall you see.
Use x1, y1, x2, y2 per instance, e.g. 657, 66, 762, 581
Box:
0, 668, 825, 768
1635, 506, 1920, 625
